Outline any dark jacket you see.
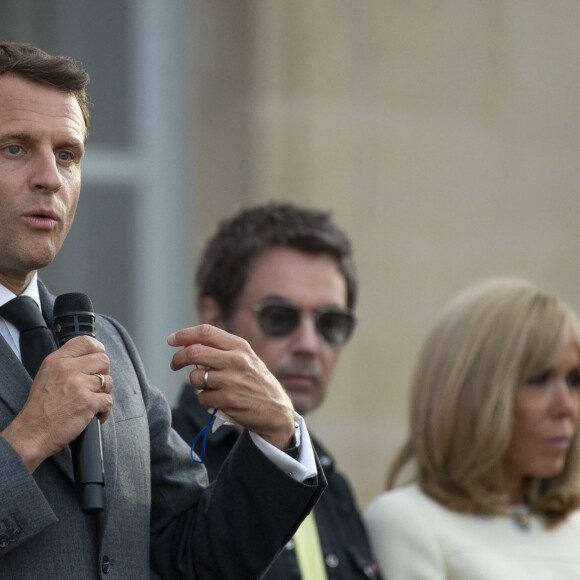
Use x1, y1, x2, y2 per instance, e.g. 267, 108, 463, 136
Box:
173, 385, 382, 580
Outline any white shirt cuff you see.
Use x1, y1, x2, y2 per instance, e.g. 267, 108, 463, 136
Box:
248, 412, 317, 482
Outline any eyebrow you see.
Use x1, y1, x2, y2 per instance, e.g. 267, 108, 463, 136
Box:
1, 131, 35, 141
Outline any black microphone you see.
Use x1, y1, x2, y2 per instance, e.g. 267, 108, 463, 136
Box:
53, 292, 105, 514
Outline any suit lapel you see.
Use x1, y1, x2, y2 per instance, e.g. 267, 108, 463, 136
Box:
0, 280, 57, 418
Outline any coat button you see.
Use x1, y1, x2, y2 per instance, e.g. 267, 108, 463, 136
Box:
0, 534, 9, 548
325, 553, 339, 568
364, 563, 380, 577
101, 556, 112, 574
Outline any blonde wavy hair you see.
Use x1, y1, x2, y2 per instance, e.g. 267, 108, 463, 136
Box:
388, 276, 580, 525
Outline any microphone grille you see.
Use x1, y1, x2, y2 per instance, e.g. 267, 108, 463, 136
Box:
54, 292, 94, 318
53, 293, 95, 344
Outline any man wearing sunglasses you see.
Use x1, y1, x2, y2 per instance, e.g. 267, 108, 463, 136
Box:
173, 202, 381, 579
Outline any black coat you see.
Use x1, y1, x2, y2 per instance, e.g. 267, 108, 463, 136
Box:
173, 385, 382, 580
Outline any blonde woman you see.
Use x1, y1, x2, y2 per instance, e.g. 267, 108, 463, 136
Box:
365, 277, 580, 579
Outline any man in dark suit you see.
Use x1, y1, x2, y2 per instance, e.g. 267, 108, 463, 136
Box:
173, 203, 381, 579
0, 41, 323, 579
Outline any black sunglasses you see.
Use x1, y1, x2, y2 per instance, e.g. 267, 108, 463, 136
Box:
248, 300, 356, 345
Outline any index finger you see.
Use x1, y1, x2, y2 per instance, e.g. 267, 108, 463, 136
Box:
56, 335, 106, 358
167, 324, 240, 350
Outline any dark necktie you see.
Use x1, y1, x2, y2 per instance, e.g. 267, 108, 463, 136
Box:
0, 296, 57, 378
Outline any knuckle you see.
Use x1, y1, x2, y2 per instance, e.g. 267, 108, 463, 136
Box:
96, 352, 110, 368
236, 335, 252, 352
229, 351, 247, 369
99, 396, 113, 414
221, 389, 240, 409
185, 343, 202, 358
198, 323, 215, 339
76, 335, 105, 352
56, 356, 76, 375
75, 334, 94, 347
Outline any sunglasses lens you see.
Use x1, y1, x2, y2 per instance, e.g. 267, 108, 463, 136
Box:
258, 305, 300, 337
317, 311, 355, 344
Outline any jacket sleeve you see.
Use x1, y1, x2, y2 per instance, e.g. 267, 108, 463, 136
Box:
0, 437, 58, 556
101, 314, 326, 579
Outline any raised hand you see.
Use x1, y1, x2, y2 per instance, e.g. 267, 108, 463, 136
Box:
168, 324, 295, 450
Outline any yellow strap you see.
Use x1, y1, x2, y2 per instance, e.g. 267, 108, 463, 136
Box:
293, 512, 328, 580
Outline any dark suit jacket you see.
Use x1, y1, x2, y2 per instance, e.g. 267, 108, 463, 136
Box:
0, 281, 325, 579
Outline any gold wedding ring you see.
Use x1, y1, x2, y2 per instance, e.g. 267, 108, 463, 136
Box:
95, 373, 106, 392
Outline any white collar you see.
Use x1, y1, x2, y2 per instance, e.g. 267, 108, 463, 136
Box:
0, 273, 41, 309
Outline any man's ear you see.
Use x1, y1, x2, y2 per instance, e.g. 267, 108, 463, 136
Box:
199, 297, 224, 328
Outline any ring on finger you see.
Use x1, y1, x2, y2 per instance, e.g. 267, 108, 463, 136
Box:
95, 373, 106, 392
203, 368, 210, 390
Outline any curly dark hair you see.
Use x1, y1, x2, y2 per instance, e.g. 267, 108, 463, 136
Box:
196, 202, 357, 320
0, 41, 90, 134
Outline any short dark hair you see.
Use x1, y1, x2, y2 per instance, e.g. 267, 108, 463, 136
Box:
0, 41, 90, 135
196, 202, 357, 320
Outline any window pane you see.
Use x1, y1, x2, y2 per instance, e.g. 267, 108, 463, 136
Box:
0, 0, 132, 147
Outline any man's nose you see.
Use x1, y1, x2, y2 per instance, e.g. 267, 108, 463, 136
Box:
31, 151, 63, 193
291, 313, 321, 352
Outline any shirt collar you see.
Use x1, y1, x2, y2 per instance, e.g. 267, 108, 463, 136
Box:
0, 273, 41, 310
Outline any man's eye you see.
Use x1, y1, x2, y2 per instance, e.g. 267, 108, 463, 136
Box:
56, 151, 73, 161
4, 144, 22, 155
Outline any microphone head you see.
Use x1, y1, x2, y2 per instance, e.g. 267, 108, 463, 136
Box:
53, 292, 95, 344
